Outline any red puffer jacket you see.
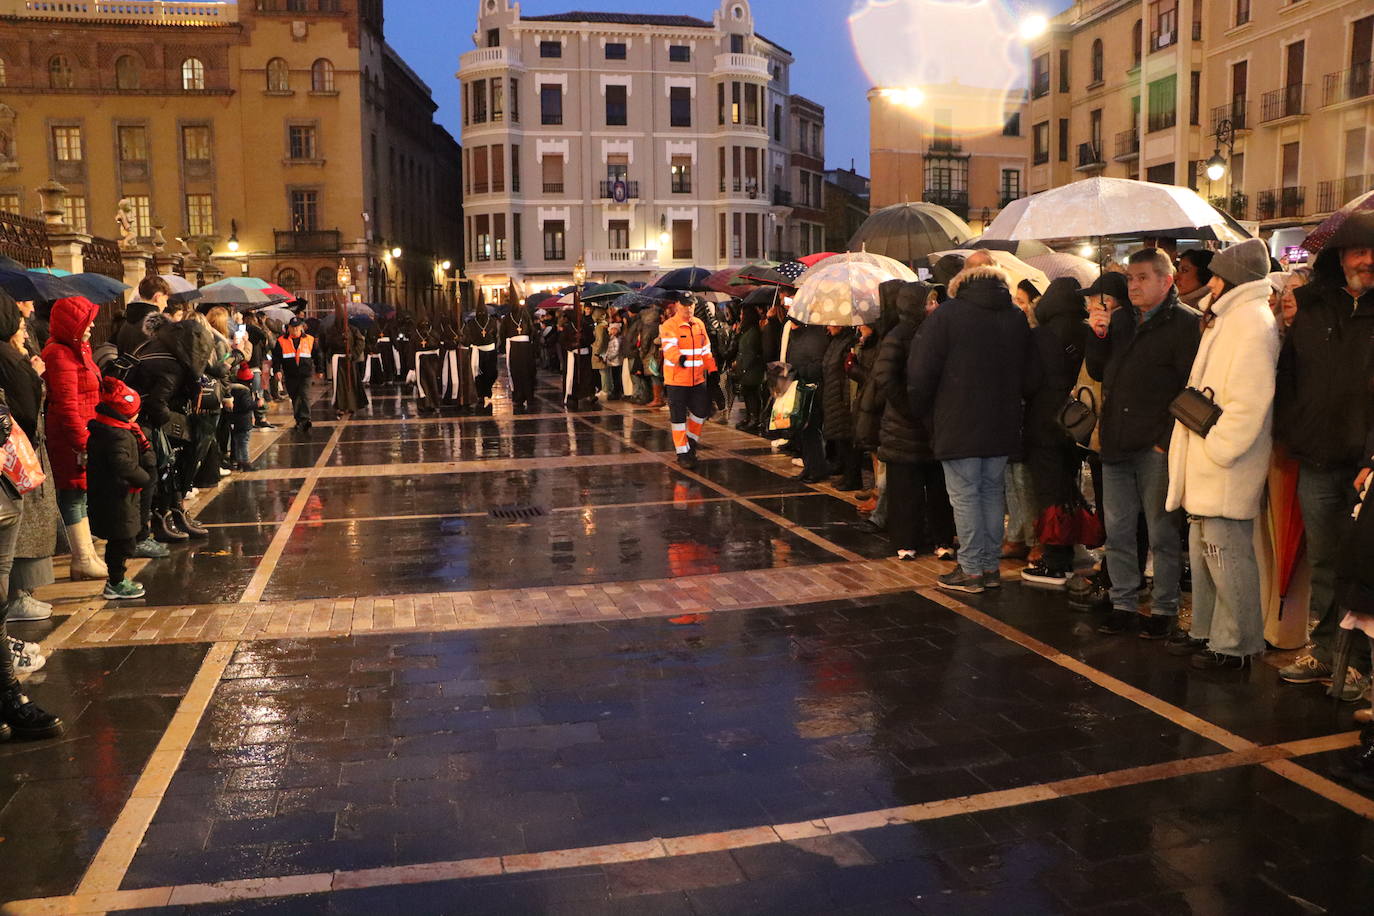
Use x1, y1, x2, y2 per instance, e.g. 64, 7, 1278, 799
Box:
41, 296, 102, 490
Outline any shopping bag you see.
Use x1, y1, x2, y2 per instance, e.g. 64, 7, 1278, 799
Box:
767, 381, 799, 435
1, 423, 46, 495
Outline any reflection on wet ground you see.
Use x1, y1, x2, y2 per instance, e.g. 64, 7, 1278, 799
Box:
133, 524, 277, 605
326, 433, 637, 466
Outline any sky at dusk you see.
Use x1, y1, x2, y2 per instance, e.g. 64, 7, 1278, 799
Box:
385, 0, 1074, 178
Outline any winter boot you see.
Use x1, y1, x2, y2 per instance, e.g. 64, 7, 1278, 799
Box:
0, 685, 63, 740
645, 383, 665, 409
169, 504, 209, 539
65, 518, 108, 581
1331, 724, 1374, 790
152, 510, 189, 543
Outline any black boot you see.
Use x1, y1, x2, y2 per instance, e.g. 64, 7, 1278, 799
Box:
170, 505, 209, 539
1332, 724, 1374, 790
152, 509, 189, 543
0, 686, 63, 740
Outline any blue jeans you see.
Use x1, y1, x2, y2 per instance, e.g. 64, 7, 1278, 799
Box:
57, 488, 87, 525
232, 428, 252, 467
941, 456, 1009, 577
1101, 448, 1182, 616
1298, 463, 1362, 668
1189, 517, 1263, 657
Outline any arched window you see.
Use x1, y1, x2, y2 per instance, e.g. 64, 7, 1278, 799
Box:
311, 58, 334, 93
266, 57, 290, 92
314, 267, 336, 290
49, 55, 73, 90
1090, 39, 1104, 84
1132, 21, 1143, 67
276, 267, 300, 291
115, 54, 140, 90
182, 57, 205, 91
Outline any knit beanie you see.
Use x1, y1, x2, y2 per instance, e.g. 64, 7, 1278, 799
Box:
1210, 239, 1271, 287
99, 376, 141, 420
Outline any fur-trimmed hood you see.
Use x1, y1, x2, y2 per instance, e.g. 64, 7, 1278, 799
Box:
947, 265, 1010, 300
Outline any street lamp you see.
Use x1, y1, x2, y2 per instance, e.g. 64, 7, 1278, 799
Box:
226, 218, 239, 252
390, 246, 402, 259
658, 214, 670, 247
440, 259, 452, 271
1206, 118, 1235, 184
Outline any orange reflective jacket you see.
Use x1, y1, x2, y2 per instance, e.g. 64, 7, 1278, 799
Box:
660, 313, 716, 388
277, 333, 314, 362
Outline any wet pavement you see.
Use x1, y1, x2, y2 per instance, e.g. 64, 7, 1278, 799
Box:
3, 379, 1373, 914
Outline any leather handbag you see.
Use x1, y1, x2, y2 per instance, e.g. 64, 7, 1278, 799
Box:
1169, 386, 1223, 437
1057, 387, 1099, 446
162, 411, 191, 444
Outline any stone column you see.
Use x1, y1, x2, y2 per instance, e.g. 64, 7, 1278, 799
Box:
47, 231, 91, 274
121, 249, 154, 304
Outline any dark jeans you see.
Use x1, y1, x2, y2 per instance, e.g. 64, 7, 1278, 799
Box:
1102, 448, 1182, 616
105, 536, 136, 585
799, 409, 827, 478
830, 438, 864, 488
1300, 463, 1366, 671
886, 459, 956, 552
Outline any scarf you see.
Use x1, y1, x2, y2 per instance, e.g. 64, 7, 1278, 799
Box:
93, 411, 151, 453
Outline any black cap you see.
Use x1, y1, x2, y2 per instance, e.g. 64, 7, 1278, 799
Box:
288, 317, 306, 328
1083, 271, 1129, 303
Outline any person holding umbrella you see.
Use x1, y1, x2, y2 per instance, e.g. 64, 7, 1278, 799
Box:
659, 293, 716, 469
273, 318, 316, 431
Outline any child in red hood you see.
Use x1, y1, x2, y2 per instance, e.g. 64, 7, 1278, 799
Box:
85, 377, 152, 600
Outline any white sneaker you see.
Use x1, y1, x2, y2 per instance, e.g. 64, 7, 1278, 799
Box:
218, 467, 232, 478
11, 640, 46, 676
771, 439, 787, 450
7, 593, 52, 621
896, 549, 918, 561
8, 635, 42, 659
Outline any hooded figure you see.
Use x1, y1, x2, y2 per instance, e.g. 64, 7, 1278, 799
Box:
86, 376, 154, 601
501, 300, 539, 412
461, 302, 500, 411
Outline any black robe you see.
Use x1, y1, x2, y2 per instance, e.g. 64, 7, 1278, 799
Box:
461, 312, 500, 403
501, 308, 538, 408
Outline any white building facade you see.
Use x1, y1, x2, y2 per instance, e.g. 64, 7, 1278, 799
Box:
459, 0, 799, 298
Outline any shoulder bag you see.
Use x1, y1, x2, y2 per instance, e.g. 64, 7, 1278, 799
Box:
1057, 387, 1098, 446
1169, 386, 1223, 438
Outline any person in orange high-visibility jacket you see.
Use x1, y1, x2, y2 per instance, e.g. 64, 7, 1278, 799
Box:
659, 294, 717, 469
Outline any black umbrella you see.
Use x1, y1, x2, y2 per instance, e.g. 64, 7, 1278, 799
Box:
0, 269, 78, 302
848, 202, 974, 266
63, 272, 131, 303
742, 286, 783, 308
654, 267, 712, 292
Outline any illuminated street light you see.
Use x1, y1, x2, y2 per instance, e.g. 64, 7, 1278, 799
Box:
226, 218, 239, 252
1079, 243, 1096, 259
390, 246, 403, 259
440, 259, 452, 271
1019, 14, 1049, 41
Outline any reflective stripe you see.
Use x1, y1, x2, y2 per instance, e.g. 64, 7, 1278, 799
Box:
683, 359, 703, 367
678, 347, 710, 356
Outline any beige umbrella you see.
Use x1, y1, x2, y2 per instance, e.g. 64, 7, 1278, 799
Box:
928, 248, 1050, 294
788, 253, 917, 327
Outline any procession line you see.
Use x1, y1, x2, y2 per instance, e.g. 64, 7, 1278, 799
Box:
7, 737, 1358, 915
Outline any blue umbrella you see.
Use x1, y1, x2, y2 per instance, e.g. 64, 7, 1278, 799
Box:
63, 272, 130, 303
0, 269, 78, 302
654, 267, 712, 292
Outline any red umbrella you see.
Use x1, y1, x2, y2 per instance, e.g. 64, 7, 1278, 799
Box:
1302, 189, 1374, 256
797, 252, 840, 266
259, 282, 293, 299
705, 267, 755, 294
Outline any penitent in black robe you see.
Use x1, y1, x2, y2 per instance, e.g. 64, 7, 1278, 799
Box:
501, 307, 538, 409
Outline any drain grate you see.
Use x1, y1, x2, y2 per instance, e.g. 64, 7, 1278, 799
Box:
489, 504, 547, 520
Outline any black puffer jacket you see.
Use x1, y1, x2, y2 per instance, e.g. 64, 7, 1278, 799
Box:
1277, 246, 1374, 470
785, 322, 828, 384
1083, 287, 1200, 462
821, 328, 857, 441
127, 313, 213, 428
113, 300, 160, 356
1025, 278, 1088, 448
874, 283, 933, 465
86, 410, 153, 541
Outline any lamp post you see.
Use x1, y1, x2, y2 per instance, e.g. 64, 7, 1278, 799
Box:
572, 254, 587, 334
1205, 118, 1235, 210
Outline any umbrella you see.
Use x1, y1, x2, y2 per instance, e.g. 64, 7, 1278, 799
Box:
0, 269, 77, 302
0, 257, 26, 272
788, 253, 917, 326
775, 260, 810, 284
581, 282, 632, 302
1025, 252, 1100, 288
742, 286, 784, 308
983, 177, 1250, 243
1302, 189, 1374, 257
928, 249, 1050, 295
797, 250, 916, 286
30, 267, 72, 277
797, 252, 840, 266
525, 291, 558, 309
194, 285, 276, 307
735, 263, 797, 289
261, 306, 295, 325
203, 276, 293, 299
848, 202, 975, 266
159, 274, 202, 305
654, 266, 713, 292
966, 237, 1054, 259
62, 272, 130, 303
706, 267, 753, 294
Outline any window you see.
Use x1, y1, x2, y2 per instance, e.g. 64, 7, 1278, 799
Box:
669, 45, 690, 62
608, 219, 629, 250
288, 125, 318, 160
182, 125, 211, 162
606, 156, 627, 183
1132, 21, 1143, 67
1151, 0, 1178, 49
1058, 50, 1069, 92
491, 143, 504, 193
513, 213, 522, 260
1189, 70, 1200, 125
605, 84, 627, 126
717, 83, 726, 125
0, 58, 6, 88
186, 194, 214, 236
289, 190, 319, 230
115, 54, 140, 90
118, 126, 147, 162
670, 156, 692, 193
1147, 74, 1177, 131
0, 193, 19, 214
541, 154, 564, 193
773, 103, 782, 141
52, 126, 82, 161
64, 196, 87, 233
510, 77, 519, 122
266, 58, 290, 92
49, 55, 73, 89
491, 77, 503, 121
470, 79, 487, 123
1090, 39, 1103, 85
311, 59, 334, 92
731, 82, 741, 124
539, 40, 562, 58
1235, 0, 1250, 26
1032, 121, 1049, 164
543, 219, 565, 260
475, 214, 491, 260
604, 42, 626, 60
182, 57, 205, 90
487, 28, 500, 48
744, 83, 759, 125
127, 195, 151, 238
1031, 54, 1049, 98
1057, 118, 1068, 161
1000, 169, 1022, 205
1002, 112, 1021, 137
669, 86, 691, 127
671, 220, 692, 260
494, 213, 506, 259
277, 268, 300, 291
730, 34, 744, 53
540, 84, 562, 125
510, 144, 520, 192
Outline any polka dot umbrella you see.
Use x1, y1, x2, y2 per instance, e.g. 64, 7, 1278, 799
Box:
787, 252, 917, 327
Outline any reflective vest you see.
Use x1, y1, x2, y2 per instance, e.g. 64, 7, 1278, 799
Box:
277, 333, 314, 363
660, 314, 716, 388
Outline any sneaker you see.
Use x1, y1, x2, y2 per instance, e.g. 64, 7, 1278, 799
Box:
1020, 564, 1070, 587
102, 579, 146, 600
1278, 654, 1333, 685
133, 537, 171, 559
1097, 609, 1134, 635
934, 546, 956, 561
1335, 669, 1372, 704
1190, 650, 1251, 671
7, 593, 52, 621
11, 644, 45, 676
0, 689, 63, 740
218, 467, 232, 478
982, 570, 1002, 589
896, 549, 918, 561
1138, 614, 1176, 640
7, 635, 41, 659
937, 568, 985, 594
1165, 629, 1208, 656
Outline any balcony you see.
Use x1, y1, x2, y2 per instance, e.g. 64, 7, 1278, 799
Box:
1113, 128, 1139, 161
274, 229, 341, 253
1316, 175, 1372, 213
542, 181, 564, 194
928, 137, 962, 154
771, 186, 792, 206
1210, 191, 1249, 221
1150, 29, 1177, 51
1076, 142, 1105, 171
585, 248, 658, 272
4, 0, 236, 24
1211, 99, 1250, 133
923, 189, 968, 219
459, 46, 524, 73
1255, 187, 1305, 221
1322, 62, 1373, 107
712, 52, 770, 78
598, 179, 640, 201
1261, 84, 1307, 123
255, 0, 341, 13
